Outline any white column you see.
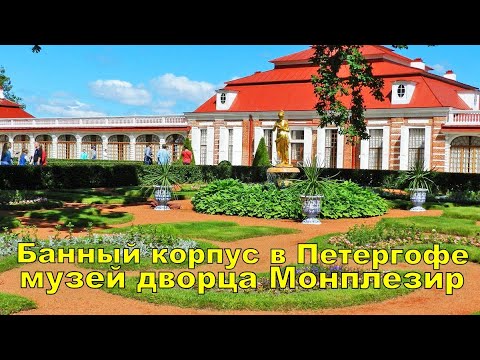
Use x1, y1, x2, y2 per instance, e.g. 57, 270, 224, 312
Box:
253, 127, 264, 153
129, 135, 136, 161
232, 127, 243, 165
75, 135, 82, 159
206, 126, 214, 165
102, 135, 109, 160
317, 127, 326, 167
382, 126, 390, 170
303, 127, 312, 164
218, 127, 228, 162
424, 126, 432, 170
29, 134, 35, 159
51, 135, 58, 159
399, 126, 409, 170
360, 138, 369, 169
191, 127, 200, 162
337, 132, 344, 168
444, 134, 452, 172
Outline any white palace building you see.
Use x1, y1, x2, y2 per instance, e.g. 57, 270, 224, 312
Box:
1, 45, 480, 173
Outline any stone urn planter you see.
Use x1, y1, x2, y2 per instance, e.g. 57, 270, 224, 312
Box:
300, 195, 324, 224
153, 185, 171, 211
409, 188, 428, 212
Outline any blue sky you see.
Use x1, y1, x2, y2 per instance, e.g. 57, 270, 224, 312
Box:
2, 45, 480, 118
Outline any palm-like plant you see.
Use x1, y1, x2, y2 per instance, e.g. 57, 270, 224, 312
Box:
401, 160, 437, 193
294, 156, 336, 196
141, 163, 180, 195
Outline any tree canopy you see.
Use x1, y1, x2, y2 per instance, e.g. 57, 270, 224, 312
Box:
0, 66, 26, 109
310, 45, 408, 144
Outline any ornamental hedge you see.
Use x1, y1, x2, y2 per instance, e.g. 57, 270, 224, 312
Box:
1, 162, 480, 193
191, 179, 389, 220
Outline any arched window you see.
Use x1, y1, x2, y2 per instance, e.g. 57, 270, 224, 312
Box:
57, 134, 77, 159
165, 134, 185, 162
13, 135, 30, 156
82, 135, 103, 159
0, 135, 9, 153
107, 135, 130, 161
136, 134, 160, 162
450, 136, 480, 173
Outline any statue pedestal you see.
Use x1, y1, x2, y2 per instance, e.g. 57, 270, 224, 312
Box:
267, 166, 300, 188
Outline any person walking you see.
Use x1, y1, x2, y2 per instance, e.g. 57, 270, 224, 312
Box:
18, 148, 29, 165
181, 147, 192, 165
144, 143, 153, 165
80, 149, 88, 160
156, 144, 171, 165
91, 145, 97, 160
40, 144, 47, 165
31, 142, 42, 165
0, 143, 13, 165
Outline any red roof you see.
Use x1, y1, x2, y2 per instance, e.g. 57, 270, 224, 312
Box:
194, 46, 475, 113
0, 98, 34, 118
269, 45, 418, 66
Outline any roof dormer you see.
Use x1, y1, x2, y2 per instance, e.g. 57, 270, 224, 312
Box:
215, 89, 238, 110
391, 81, 417, 105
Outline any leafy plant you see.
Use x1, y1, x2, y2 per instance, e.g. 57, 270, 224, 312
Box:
400, 160, 437, 193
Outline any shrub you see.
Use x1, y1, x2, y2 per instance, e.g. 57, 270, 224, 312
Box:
252, 137, 271, 167
191, 179, 388, 220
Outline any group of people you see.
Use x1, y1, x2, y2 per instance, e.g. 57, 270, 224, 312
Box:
80, 145, 97, 160
0, 141, 47, 166
143, 143, 192, 165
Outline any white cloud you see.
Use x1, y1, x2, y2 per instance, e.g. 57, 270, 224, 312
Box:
431, 64, 447, 74
36, 96, 106, 117
151, 99, 177, 114
150, 73, 217, 104
89, 80, 151, 106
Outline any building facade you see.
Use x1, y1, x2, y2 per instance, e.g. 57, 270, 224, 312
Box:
0, 87, 189, 162
185, 45, 480, 173
1, 45, 480, 173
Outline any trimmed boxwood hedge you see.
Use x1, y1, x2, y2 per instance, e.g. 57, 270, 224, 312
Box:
1, 163, 479, 192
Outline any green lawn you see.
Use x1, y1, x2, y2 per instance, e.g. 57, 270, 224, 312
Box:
103, 270, 414, 311
36, 187, 146, 205
0, 293, 37, 315
24, 207, 134, 228
103, 221, 299, 242
378, 216, 479, 237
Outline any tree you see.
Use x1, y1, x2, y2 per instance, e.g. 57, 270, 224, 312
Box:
183, 137, 195, 165
252, 137, 271, 166
0, 66, 26, 109
310, 45, 409, 144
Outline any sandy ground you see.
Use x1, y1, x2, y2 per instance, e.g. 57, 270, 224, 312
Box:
1, 200, 479, 315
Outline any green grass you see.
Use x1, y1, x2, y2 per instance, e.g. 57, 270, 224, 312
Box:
0, 255, 22, 273
103, 270, 414, 311
0, 293, 37, 315
0, 215, 21, 229
37, 187, 147, 205
378, 217, 479, 237
24, 207, 134, 228
102, 221, 298, 241
441, 206, 480, 221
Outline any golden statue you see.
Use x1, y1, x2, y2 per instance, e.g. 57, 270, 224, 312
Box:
273, 110, 291, 167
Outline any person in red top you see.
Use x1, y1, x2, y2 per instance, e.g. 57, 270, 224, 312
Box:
181, 147, 192, 165
40, 144, 47, 165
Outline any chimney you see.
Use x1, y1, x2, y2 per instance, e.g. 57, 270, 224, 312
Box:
410, 58, 426, 70
444, 70, 457, 81
0, 85, 4, 99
